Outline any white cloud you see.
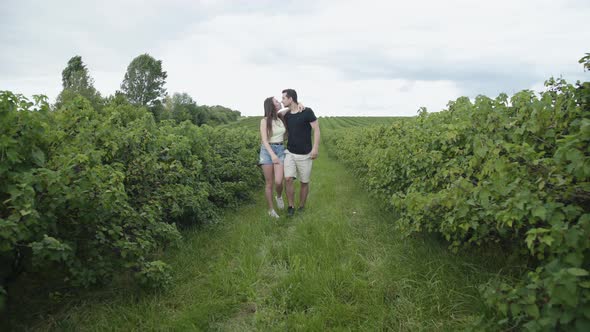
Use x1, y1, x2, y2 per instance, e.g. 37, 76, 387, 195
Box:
1, 0, 589, 116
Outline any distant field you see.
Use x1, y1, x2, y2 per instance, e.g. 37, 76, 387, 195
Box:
223, 116, 263, 130
224, 116, 409, 131
319, 116, 409, 130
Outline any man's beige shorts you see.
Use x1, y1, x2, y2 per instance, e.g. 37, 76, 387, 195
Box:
284, 150, 313, 183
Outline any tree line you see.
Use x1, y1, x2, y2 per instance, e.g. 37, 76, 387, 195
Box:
55, 54, 241, 126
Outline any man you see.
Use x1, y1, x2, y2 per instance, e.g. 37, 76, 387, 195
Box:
278, 89, 320, 217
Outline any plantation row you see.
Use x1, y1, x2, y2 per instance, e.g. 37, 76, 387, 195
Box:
0, 92, 261, 308
325, 76, 590, 330
226, 115, 403, 132
222, 115, 263, 130
320, 116, 406, 130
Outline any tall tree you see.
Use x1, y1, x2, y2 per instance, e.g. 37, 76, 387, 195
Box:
62, 56, 92, 90
169, 92, 196, 123
579, 52, 590, 72
55, 56, 102, 110
120, 54, 167, 107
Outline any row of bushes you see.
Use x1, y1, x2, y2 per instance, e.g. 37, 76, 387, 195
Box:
325, 76, 589, 330
0, 91, 261, 309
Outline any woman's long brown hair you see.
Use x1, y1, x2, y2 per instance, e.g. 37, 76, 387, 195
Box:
263, 97, 279, 140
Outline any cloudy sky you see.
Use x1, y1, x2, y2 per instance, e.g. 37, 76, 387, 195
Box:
1, 0, 589, 116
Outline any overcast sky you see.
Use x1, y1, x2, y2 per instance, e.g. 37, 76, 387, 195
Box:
1, 0, 589, 116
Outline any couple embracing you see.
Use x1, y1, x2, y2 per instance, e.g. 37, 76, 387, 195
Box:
258, 89, 320, 218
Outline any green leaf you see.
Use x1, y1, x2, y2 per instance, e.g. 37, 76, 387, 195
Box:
498, 302, 508, 315
532, 206, 547, 220
526, 304, 540, 318
567, 268, 589, 277
31, 146, 46, 167
540, 235, 554, 246
566, 148, 583, 162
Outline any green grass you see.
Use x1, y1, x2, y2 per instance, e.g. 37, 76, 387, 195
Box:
6, 141, 511, 331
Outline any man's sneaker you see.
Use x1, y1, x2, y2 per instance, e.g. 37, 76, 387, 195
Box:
287, 206, 295, 217
275, 196, 285, 209
298, 206, 305, 213
268, 209, 279, 218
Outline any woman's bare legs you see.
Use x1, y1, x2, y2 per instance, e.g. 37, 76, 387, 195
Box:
261, 165, 275, 211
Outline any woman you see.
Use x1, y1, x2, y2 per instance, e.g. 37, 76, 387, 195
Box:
258, 97, 303, 218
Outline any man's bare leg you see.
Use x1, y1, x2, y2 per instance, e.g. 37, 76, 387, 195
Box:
299, 182, 309, 208
286, 177, 296, 208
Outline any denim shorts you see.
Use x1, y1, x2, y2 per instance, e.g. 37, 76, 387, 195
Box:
259, 143, 285, 165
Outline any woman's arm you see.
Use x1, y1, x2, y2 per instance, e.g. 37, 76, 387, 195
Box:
260, 119, 280, 164
277, 107, 289, 120
277, 103, 304, 119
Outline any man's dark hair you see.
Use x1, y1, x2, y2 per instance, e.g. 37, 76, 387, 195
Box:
282, 89, 298, 103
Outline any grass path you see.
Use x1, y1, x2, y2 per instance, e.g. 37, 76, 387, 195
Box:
15, 145, 507, 331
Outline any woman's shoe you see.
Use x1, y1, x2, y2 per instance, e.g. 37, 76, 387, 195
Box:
275, 196, 285, 209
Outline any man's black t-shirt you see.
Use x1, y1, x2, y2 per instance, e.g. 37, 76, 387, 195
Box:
284, 108, 317, 155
